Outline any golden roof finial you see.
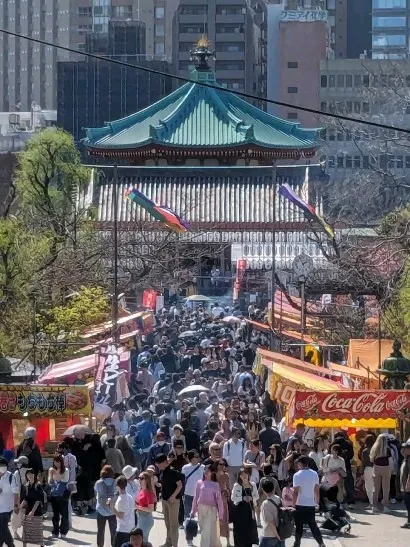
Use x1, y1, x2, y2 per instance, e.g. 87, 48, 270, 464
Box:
197, 35, 210, 48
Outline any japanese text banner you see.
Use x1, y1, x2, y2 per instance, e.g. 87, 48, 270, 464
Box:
294, 390, 410, 421
0, 384, 91, 417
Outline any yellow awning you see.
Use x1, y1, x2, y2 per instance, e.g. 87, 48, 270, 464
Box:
269, 361, 342, 391
294, 418, 397, 429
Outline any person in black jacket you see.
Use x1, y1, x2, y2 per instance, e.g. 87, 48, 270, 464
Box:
332, 431, 355, 507
17, 429, 43, 479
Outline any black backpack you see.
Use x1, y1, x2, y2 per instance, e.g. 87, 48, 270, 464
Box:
268, 498, 295, 540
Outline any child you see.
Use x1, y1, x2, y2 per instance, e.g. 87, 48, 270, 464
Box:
171, 424, 186, 452
281, 477, 295, 507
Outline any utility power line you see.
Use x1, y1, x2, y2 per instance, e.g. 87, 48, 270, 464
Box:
1, 27, 410, 135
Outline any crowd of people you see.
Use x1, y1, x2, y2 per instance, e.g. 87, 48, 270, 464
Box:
0, 302, 409, 547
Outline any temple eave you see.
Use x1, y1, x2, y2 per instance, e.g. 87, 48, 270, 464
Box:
95, 221, 315, 231
87, 144, 317, 160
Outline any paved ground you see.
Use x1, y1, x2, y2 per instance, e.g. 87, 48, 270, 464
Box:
14, 501, 409, 547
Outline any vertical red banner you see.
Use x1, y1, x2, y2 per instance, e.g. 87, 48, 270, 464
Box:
142, 289, 157, 310
233, 258, 247, 301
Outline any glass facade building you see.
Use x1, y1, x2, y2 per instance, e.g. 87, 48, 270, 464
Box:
372, 0, 409, 58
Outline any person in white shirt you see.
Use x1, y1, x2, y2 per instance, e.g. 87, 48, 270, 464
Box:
211, 303, 224, 319
112, 476, 135, 547
11, 456, 28, 540
182, 451, 204, 520
0, 456, 20, 546
122, 465, 140, 503
222, 428, 246, 486
292, 456, 325, 547
111, 409, 129, 436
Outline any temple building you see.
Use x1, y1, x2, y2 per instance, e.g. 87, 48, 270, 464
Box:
83, 40, 329, 294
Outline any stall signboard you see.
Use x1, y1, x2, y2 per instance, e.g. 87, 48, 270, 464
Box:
0, 384, 91, 417
294, 390, 410, 421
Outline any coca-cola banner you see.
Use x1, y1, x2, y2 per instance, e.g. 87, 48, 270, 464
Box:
294, 390, 410, 421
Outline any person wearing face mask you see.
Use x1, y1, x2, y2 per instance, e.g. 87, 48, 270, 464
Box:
146, 431, 170, 468
11, 456, 29, 540
0, 456, 20, 547
95, 465, 117, 547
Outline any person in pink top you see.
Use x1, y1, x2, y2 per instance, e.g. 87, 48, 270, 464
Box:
191, 463, 224, 547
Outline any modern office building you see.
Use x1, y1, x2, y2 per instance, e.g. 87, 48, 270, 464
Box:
173, 0, 265, 98
269, 0, 372, 59
320, 58, 410, 182
371, 0, 409, 59
266, 2, 327, 126
0, 1, 178, 112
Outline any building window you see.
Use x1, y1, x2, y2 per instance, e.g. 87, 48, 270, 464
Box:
215, 42, 245, 52
345, 156, 352, 168
155, 24, 165, 37
320, 101, 327, 111
180, 42, 194, 52
337, 156, 344, 168
220, 79, 245, 91
353, 156, 361, 168
336, 74, 344, 87
287, 86, 298, 93
155, 7, 165, 19
215, 60, 245, 70
179, 24, 207, 33
155, 42, 165, 55
363, 74, 370, 87
354, 74, 362, 87
216, 6, 246, 15
288, 61, 298, 68
345, 74, 353, 87
337, 130, 344, 141
373, 0, 406, 8
372, 17, 406, 27
77, 24, 92, 34
362, 102, 370, 113
327, 156, 335, 168
373, 34, 406, 47
287, 112, 298, 120
396, 156, 404, 168
216, 24, 244, 33
180, 5, 207, 15
78, 7, 92, 17
111, 6, 133, 18
329, 74, 335, 87
405, 156, 410, 168
321, 75, 327, 87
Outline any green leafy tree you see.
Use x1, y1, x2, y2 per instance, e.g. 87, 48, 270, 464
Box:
36, 286, 110, 362
0, 129, 109, 361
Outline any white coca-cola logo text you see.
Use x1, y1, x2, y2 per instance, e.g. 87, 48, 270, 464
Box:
385, 393, 409, 411
322, 393, 389, 414
296, 394, 318, 412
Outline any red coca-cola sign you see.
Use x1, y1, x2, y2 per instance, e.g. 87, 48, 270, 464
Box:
294, 390, 410, 420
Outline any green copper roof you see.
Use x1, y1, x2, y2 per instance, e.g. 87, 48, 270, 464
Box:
84, 72, 318, 151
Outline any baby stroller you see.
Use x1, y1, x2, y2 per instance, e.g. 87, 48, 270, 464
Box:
321, 503, 351, 535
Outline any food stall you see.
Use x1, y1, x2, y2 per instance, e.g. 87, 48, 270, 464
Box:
0, 384, 91, 451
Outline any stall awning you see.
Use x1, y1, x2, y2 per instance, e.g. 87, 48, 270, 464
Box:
38, 349, 130, 383
257, 348, 338, 378
347, 339, 393, 371
270, 362, 342, 392
81, 311, 152, 339
291, 390, 408, 429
